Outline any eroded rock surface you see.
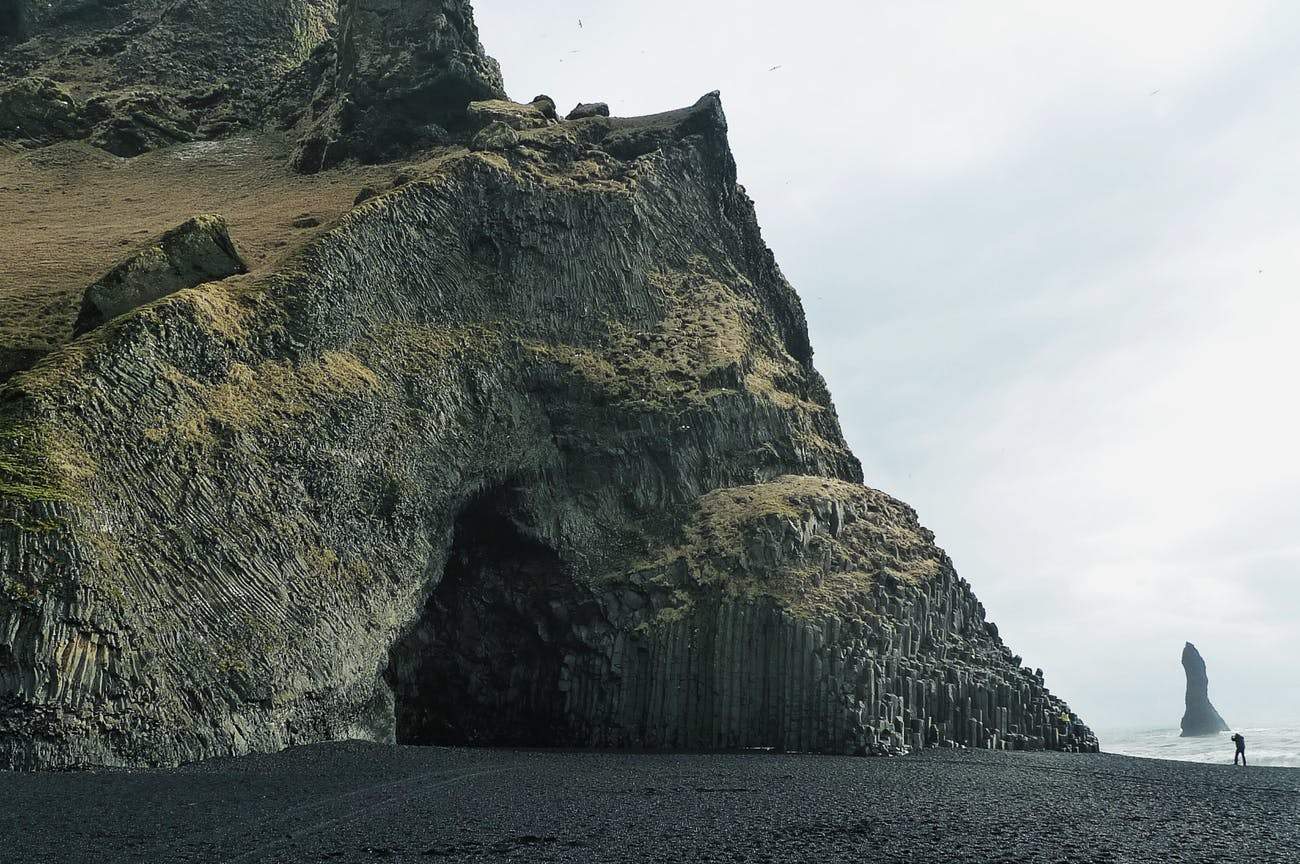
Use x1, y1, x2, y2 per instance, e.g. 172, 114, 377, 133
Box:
0, 0, 1096, 769
83, 90, 197, 156
0, 0, 336, 154
291, 0, 505, 171
0, 77, 85, 144
1180, 641, 1229, 737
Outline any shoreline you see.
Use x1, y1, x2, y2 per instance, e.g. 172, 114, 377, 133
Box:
2, 742, 1296, 862
1099, 724, 1300, 769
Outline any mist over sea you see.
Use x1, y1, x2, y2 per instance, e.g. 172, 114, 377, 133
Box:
1100, 727, 1300, 768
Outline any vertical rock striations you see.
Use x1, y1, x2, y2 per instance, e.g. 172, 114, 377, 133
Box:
1180, 642, 1229, 737
0, 0, 1097, 768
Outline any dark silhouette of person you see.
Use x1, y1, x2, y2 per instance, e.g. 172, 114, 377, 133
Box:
1231, 732, 1246, 766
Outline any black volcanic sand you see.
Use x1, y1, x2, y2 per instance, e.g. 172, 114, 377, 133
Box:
2, 743, 1296, 863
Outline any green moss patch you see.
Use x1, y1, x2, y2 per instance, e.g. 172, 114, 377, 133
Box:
523, 263, 826, 416
630, 475, 943, 624
148, 350, 383, 447
0, 402, 81, 503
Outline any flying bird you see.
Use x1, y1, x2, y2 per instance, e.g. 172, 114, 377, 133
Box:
768, 64, 782, 72
578, 18, 583, 28
1150, 89, 1160, 95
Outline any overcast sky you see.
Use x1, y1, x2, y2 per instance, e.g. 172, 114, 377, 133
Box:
477, 1, 1300, 730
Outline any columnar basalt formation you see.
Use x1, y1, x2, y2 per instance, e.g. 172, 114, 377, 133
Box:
0, 0, 1097, 769
1180, 642, 1229, 737
386, 478, 1093, 755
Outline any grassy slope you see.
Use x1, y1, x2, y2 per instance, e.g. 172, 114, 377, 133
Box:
0, 134, 393, 351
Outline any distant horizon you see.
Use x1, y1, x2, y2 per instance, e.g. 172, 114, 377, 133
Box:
480, 0, 1300, 730
1095, 722, 1285, 735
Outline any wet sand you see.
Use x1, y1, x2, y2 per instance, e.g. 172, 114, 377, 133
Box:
1, 742, 1294, 862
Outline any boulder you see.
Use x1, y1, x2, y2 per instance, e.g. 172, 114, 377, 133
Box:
72, 215, 247, 336
1180, 642, 1230, 737
529, 93, 558, 120
566, 101, 610, 120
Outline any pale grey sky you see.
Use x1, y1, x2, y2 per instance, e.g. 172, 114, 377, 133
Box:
477, 1, 1300, 730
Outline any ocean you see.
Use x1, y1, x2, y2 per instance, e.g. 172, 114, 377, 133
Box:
1099, 726, 1300, 768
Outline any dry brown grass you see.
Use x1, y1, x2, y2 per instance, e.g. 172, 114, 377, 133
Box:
147, 350, 384, 447
0, 133, 394, 351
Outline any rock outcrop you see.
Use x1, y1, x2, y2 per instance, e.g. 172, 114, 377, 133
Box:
1180, 642, 1229, 737
83, 90, 198, 157
0, 0, 336, 153
291, 0, 506, 172
0, 77, 85, 144
0, 0, 1097, 769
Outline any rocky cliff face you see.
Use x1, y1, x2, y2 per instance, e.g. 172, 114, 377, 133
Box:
0, 0, 1097, 769
1180, 642, 1229, 737
1, 0, 334, 154
290, 0, 505, 171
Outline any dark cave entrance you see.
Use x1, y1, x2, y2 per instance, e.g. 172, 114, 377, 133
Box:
386, 489, 598, 746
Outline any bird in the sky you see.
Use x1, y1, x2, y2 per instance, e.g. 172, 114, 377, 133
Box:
578, 18, 583, 28
1150, 89, 1160, 95
768, 65, 782, 72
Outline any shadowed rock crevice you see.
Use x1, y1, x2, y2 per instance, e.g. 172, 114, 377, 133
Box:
0, 0, 33, 43
387, 487, 608, 747
0, 347, 44, 385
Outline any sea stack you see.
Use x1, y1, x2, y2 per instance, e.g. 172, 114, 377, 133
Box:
1180, 642, 1229, 737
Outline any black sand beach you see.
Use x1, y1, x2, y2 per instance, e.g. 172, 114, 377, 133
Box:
1, 743, 1295, 863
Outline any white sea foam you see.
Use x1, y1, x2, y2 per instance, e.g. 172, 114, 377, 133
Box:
1099, 726, 1300, 768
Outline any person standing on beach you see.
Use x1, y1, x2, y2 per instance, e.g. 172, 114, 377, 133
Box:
1231, 732, 1247, 766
